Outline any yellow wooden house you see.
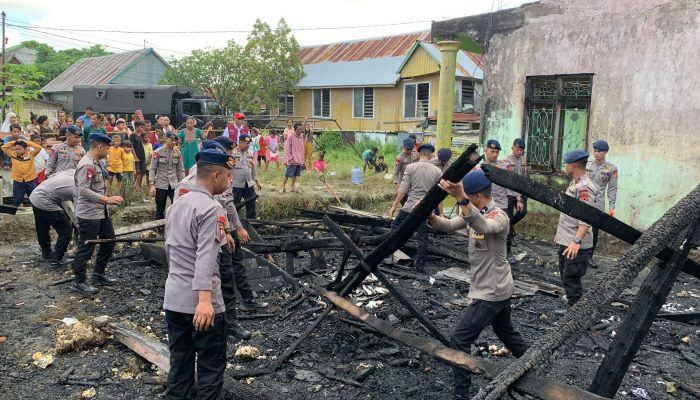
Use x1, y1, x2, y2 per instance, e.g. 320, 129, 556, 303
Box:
281, 32, 484, 134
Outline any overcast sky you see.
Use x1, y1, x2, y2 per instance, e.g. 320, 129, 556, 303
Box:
3, 0, 529, 59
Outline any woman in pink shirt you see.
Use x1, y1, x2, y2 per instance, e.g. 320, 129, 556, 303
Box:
280, 122, 305, 193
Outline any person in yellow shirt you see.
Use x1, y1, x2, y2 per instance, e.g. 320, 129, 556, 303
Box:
143, 134, 154, 171
107, 135, 124, 190
121, 140, 136, 184
1, 135, 44, 206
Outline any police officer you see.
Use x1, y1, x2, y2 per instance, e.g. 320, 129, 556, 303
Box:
72, 133, 124, 296
392, 138, 417, 189
388, 143, 442, 272
556, 149, 597, 306
231, 134, 261, 219
149, 131, 185, 220
481, 139, 509, 210
163, 149, 234, 400
502, 138, 529, 261
29, 169, 76, 267
586, 140, 618, 268
45, 125, 85, 178
428, 169, 528, 400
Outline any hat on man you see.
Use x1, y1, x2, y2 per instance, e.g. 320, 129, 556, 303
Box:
165, 131, 178, 140
403, 138, 415, 150
437, 148, 452, 161
234, 112, 245, 120
563, 149, 589, 163
60, 125, 80, 136
239, 134, 251, 143
592, 140, 609, 152
462, 169, 491, 194
89, 133, 111, 145
513, 138, 526, 149
213, 136, 235, 150
201, 140, 226, 153
418, 143, 435, 153
195, 149, 236, 169
486, 139, 501, 150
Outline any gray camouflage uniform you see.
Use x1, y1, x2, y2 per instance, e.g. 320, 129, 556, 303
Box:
45, 143, 86, 177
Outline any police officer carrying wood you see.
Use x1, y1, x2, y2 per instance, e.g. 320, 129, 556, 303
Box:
556, 149, 598, 306
428, 169, 528, 400
501, 138, 529, 261
163, 148, 235, 400
149, 131, 185, 220
71, 133, 124, 296
586, 139, 618, 268
231, 134, 261, 219
29, 168, 76, 267
45, 125, 85, 178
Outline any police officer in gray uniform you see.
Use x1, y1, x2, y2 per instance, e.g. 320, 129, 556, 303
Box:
231, 134, 262, 219
29, 169, 76, 267
148, 131, 185, 220
45, 125, 85, 178
481, 139, 509, 209
71, 133, 124, 296
428, 169, 528, 400
556, 149, 598, 305
586, 139, 618, 268
163, 148, 234, 400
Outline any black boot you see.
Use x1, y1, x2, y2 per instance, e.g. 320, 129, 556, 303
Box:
228, 320, 251, 340
588, 258, 598, 269
71, 278, 99, 296
50, 257, 71, 268
507, 251, 517, 265
91, 272, 116, 285
240, 297, 269, 312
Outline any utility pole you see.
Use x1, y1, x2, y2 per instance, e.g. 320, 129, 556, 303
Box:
2, 11, 6, 123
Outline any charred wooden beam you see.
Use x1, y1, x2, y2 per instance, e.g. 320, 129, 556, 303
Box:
298, 209, 392, 228
86, 237, 164, 245
473, 183, 700, 400
114, 219, 165, 237
244, 237, 341, 253
139, 243, 168, 266
481, 164, 700, 279
589, 224, 700, 397
235, 194, 258, 211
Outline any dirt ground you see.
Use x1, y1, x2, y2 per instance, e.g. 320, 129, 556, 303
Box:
1, 213, 700, 399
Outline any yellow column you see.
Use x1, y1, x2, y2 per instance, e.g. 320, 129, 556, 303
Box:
435, 41, 459, 150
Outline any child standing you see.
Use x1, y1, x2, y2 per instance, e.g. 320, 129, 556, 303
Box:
375, 155, 388, 173
107, 135, 124, 190
266, 131, 280, 171
313, 151, 328, 174
121, 140, 136, 184
143, 133, 154, 171
1, 135, 44, 206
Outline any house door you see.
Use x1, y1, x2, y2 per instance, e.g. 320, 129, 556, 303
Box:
559, 109, 588, 167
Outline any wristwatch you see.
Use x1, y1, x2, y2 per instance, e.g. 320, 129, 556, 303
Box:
456, 198, 469, 206
573, 238, 582, 244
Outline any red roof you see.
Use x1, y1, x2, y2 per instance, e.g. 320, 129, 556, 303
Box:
300, 31, 431, 65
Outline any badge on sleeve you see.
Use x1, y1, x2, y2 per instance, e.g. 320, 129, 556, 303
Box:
178, 188, 190, 196
216, 214, 227, 243
487, 210, 500, 219
578, 188, 590, 202
613, 170, 618, 178
86, 167, 95, 181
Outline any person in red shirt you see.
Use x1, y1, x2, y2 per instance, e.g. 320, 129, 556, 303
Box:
313, 151, 328, 173
256, 129, 267, 169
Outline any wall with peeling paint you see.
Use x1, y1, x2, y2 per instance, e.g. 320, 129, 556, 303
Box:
481, 0, 700, 231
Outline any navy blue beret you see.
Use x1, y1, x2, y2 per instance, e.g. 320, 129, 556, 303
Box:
437, 148, 452, 161
89, 133, 111, 145
201, 140, 225, 152
592, 140, 609, 152
418, 143, 435, 153
486, 139, 501, 150
214, 136, 235, 149
462, 169, 491, 194
165, 131, 178, 140
195, 149, 235, 168
513, 138, 526, 149
563, 149, 589, 163
60, 125, 80, 136
238, 134, 251, 143
403, 138, 415, 149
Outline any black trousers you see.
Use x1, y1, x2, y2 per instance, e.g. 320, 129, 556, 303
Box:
155, 186, 174, 220
592, 227, 600, 252
232, 184, 257, 219
450, 298, 528, 399
506, 196, 528, 252
219, 244, 238, 323
13, 180, 36, 206
231, 236, 254, 300
557, 246, 593, 305
165, 311, 227, 400
32, 206, 72, 260
391, 210, 428, 266
72, 215, 115, 281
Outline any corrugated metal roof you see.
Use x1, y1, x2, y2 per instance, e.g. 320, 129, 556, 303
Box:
417, 42, 484, 80
300, 31, 430, 64
296, 56, 404, 88
41, 48, 167, 93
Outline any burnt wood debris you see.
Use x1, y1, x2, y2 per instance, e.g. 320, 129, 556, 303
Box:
42, 142, 700, 399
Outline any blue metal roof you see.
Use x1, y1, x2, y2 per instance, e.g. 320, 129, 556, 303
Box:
296, 56, 404, 89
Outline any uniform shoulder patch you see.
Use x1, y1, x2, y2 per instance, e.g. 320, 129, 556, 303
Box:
613, 169, 618, 178
178, 188, 190, 196
486, 210, 501, 219
216, 214, 227, 243
86, 167, 95, 181
578, 187, 590, 202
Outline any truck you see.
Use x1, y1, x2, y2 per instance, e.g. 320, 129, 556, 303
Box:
72, 84, 227, 129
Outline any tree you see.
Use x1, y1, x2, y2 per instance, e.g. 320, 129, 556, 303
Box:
1, 63, 43, 118
18, 41, 110, 87
161, 18, 304, 114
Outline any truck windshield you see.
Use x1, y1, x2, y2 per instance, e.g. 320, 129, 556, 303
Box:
205, 101, 222, 115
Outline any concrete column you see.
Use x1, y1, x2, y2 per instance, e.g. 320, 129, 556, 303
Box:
435, 41, 460, 150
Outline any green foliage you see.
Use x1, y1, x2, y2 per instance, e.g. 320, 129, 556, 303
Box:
160, 18, 303, 114
316, 129, 343, 151
19, 41, 110, 87
0, 64, 43, 111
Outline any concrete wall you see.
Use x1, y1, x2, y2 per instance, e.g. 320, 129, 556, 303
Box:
482, 0, 700, 230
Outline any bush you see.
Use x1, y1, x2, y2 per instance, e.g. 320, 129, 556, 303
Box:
316, 129, 343, 151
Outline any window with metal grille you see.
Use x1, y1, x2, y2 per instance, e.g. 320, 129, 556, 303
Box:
279, 94, 294, 116
352, 88, 374, 119
312, 89, 331, 118
133, 91, 145, 99
404, 82, 430, 119
524, 74, 593, 171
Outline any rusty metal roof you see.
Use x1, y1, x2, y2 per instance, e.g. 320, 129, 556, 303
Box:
41, 48, 167, 93
299, 31, 431, 64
